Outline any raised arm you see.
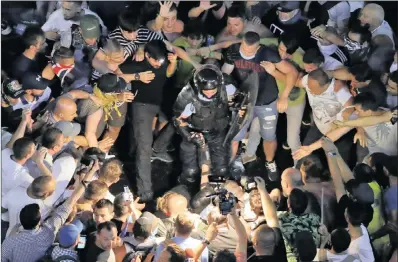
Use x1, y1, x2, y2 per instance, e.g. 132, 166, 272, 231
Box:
321, 138, 347, 202
254, 177, 279, 228
6, 109, 32, 149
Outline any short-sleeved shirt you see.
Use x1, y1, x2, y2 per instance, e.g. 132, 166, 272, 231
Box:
259, 38, 307, 107
1, 148, 33, 197
384, 184, 398, 213
120, 59, 169, 106
11, 55, 40, 82
224, 43, 281, 106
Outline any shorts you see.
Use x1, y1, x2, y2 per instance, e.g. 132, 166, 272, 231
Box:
233, 100, 278, 142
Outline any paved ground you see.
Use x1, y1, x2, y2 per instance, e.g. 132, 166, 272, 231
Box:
109, 113, 301, 206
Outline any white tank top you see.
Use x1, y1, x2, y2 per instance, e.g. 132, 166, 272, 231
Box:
302, 76, 352, 134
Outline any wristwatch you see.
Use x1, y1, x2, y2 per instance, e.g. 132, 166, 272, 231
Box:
327, 151, 337, 157
202, 239, 211, 246
135, 73, 140, 81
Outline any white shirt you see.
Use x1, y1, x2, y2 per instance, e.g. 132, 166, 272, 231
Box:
12, 87, 52, 111
302, 75, 352, 134
2, 186, 46, 236
104, 190, 115, 203
1, 148, 34, 197
364, 122, 398, 157
1, 129, 12, 150
154, 236, 209, 262
42, 156, 77, 218
327, 251, 360, 262
347, 224, 375, 262
42, 8, 107, 36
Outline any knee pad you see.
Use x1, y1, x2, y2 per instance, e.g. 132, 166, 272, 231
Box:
180, 168, 200, 184
214, 167, 228, 177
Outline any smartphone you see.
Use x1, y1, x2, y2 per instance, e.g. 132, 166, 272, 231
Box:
77, 235, 86, 249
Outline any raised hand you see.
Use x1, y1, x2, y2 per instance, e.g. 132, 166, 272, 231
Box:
168, 52, 178, 64
199, 1, 217, 11
159, 1, 174, 17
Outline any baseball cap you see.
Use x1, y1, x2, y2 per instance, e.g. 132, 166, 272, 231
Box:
58, 220, 83, 248
277, 1, 300, 12
2, 78, 25, 98
54, 121, 81, 138
98, 73, 127, 93
22, 73, 49, 91
295, 231, 317, 262
80, 14, 100, 39
134, 212, 159, 237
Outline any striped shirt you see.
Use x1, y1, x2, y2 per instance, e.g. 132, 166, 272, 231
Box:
1, 201, 72, 262
108, 26, 163, 59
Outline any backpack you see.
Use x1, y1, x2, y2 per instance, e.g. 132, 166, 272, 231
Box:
37, 244, 78, 262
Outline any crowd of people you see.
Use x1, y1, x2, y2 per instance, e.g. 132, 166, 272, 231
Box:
1, 1, 397, 262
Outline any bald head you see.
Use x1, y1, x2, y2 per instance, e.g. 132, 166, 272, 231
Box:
253, 225, 278, 255
360, 4, 385, 27
30, 176, 56, 199
167, 194, 188, 217
281, 168, 303, 197
54, 97, 78, 122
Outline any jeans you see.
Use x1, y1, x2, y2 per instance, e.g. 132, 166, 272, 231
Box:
246, 100, 306, 157
233, 100, 278, 142
129, 102, 160, 195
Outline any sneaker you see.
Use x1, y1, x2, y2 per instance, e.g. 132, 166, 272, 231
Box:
282, 142, 291, 150
1, 19, 11, 36
151, 150, 173, 163
265, 160, 279, 182
105, 153, 116, 159
166, 144, 175, 152
302, 119, 311, 126
242, 153, 257, 164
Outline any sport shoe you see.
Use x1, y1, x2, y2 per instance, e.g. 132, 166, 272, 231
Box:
166, 144, 175, 152
1, 19, 11, 35
282, 142, 291, 150
265, 160, 279, 182
242, 153, 257, 164
151, 150, 173, 163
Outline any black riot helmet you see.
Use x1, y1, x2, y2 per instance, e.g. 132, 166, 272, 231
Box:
193, 64, 224, 92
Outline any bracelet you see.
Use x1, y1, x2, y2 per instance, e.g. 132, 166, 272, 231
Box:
202, 239, 211, 245
81, 180, 89, 189
327, 151, 337, 157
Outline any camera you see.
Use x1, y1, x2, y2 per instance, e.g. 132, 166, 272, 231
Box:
240, 176, 257, 192
207, 188, 237, 216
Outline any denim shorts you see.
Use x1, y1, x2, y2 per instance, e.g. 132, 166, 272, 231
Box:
233, 99, 278, 141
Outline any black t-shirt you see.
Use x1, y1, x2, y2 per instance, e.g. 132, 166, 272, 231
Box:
81, 232, 106, 262
120, 59, 169, 106
11, 54, 40, 82
248, 228, 288, 262
224, 44, 281, 106
261, 8, 318, 51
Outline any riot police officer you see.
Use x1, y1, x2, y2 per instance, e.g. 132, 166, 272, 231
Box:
173, 65, 231, 186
